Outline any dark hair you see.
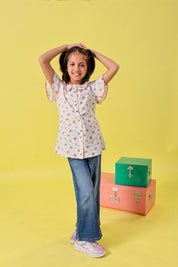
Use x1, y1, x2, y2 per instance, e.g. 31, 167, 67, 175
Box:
59, 46, 95, 84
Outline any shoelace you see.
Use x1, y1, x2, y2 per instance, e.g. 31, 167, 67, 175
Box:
80, 241, 101, 250
90, 242, 99, 247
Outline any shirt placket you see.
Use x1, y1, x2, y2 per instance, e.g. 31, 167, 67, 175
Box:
74, 88, 84, 158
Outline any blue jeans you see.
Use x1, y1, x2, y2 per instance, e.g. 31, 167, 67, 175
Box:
67, 154, 102, 242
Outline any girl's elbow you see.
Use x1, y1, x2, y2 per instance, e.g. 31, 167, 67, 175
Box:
39, 55, 45, 64
112, 64, 119, 75
115, 64, 119, 72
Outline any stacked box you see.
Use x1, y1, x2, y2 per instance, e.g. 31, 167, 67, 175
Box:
115, 157, 152, 187
100, 157, 156, 215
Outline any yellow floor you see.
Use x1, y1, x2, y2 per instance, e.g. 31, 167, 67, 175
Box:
0, 168, 178, 267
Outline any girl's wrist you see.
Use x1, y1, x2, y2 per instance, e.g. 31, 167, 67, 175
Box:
60, 44, 68, 51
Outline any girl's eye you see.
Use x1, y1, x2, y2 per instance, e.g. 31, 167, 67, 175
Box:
69, 63, 86, 67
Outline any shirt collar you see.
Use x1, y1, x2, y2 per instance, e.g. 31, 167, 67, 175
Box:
63, 81, 89, 92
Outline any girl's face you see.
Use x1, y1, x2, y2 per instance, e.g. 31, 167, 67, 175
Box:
67, 51, 88, 84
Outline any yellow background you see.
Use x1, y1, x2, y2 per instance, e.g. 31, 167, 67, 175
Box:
0, 0, 177, 173
0, 0, 178, 266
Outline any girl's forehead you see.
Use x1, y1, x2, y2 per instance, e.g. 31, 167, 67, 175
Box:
68, 51, 87, 62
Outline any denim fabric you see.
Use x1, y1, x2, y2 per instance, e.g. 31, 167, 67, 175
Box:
68, 154, 102, 241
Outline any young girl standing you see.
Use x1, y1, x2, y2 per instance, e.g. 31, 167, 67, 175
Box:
39, 43, 119, 257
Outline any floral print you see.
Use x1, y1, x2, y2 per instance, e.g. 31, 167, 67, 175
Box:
45, 72, 108, 159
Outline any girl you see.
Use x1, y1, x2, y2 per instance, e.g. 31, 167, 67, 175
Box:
39, 43, 119, 257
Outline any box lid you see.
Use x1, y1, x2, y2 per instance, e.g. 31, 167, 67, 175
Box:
116, 157, 152, 166
101, 172, 156, 198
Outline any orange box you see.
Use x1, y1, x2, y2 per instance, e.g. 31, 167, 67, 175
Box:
100, 172, 156, 215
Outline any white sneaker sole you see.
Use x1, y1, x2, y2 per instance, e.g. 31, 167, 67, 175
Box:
74, 242, 106, 258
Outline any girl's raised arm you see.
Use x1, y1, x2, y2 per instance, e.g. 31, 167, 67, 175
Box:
39, 45, 67, 86
39, 43, 85, 85
91, 49, 119, 84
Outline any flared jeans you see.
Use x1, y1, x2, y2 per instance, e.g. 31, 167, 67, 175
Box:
68, 154, 102, 241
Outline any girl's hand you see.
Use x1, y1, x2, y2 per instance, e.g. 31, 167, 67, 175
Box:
66, 43, 86, 50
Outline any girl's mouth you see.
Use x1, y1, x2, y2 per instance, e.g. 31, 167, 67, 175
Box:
73, 73, 81, 77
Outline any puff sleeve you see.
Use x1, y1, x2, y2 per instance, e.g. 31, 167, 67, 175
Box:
45, 72, 61, 102
90, 75, 108, 104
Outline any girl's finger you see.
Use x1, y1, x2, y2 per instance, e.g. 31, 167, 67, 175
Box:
77, 43, 85, 48
77, 43, 87, 49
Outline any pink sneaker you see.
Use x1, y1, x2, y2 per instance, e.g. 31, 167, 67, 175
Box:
74, 240, 106, 257
70, 230, 76, 244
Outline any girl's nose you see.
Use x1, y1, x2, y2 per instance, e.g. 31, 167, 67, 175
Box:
74, 65, 80, 71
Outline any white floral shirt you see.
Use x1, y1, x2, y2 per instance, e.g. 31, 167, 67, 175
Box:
45, 72, 108, 159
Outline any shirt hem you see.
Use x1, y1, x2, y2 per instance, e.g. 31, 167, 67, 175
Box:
54, 148, 105, 159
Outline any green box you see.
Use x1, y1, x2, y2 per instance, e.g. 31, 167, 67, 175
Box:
115, 157, 152, 187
